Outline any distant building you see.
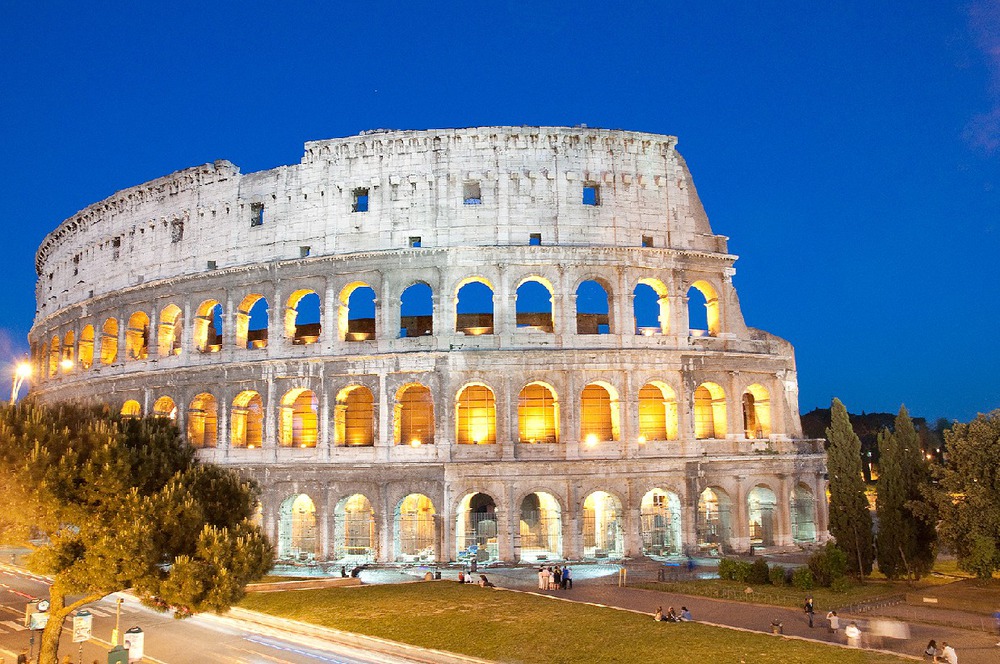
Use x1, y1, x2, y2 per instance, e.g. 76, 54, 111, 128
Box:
29, 127, 828, 564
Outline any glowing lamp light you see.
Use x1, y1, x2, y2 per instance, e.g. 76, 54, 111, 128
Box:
585, 433, 599, 447
60, 359, 74, 370
247, 444, 256, 449
637, 435, 647, 445
10, 362, 31, 404
300, 443, 308, 448
410, 438, 422, 447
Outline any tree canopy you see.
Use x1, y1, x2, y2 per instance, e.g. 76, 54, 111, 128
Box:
825, 398, 874, 577
0, 402, 273, 663
935, 410, 1000, 578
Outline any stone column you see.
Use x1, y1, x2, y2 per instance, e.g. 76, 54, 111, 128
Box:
148, 306, 159, 359
776, 474, 792, 547
316, 488, 330, 561
379, 492, 394, 563
324, 280, 338, 350
376, 373, 390, 461
732, 477, 749, 553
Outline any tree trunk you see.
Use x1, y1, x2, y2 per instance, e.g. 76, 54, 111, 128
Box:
38, 584, 102, 664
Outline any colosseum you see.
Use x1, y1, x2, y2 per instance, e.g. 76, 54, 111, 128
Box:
28, 126, 828, 566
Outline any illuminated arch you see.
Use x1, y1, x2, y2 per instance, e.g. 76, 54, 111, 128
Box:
634, 278, 669, 335
157, 304, 182, 357
694, 382, 727, 439
231, 390, 264, 448
152, 396, 177, 420
78, 324, 94, 370
335, 385, 374, 446
514, 276, 553, 333
339, 282, 377, 342
688, 280, 720, 337
280, 388, 318, 447
575, 279, 611, 335
394, 383, 434, 446
120, 400, 141, 419
395, 493, 436, 562
519, 491, 562, 562
278, 494, 316, 561
193, 300, 223, 353
235, 294, 268, 349
582, 491, 624, 559
455, 492, 498, 564
455, 383, 496, 444
48, 336, 60, 378
61, 330, 75, 372
517, 382, 559, 443
640, 489, 682, 556
334, 494, 376, 562
748, 485, 777, 546
455, 277, 494, 335
580, 382, 620, 443
697, 487, 732, 554
285, 289, 321, 345
400, 282, 433, 338
187, 393, 218, 448
100, 318, 118, 365
125, 311, 150, 360
742, 383, 772, 439
638, 382, 678, 441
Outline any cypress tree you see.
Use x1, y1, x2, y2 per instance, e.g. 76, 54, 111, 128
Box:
825, 398, 874, 577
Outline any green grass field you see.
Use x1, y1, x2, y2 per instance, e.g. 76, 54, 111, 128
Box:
240, 582, 907, 663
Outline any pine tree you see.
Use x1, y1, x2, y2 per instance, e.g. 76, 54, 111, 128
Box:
825, 398, 874, 577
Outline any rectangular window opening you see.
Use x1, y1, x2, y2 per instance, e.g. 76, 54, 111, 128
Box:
463, 181, 482, 205
300, 246, 311, 258
250, 202, 264, 227
207, 260, 217, 270
409, 236, 422, 248
642, 235, 654, 247
529, 233, 542, 246
583, 183, 600, 206
170, 220, 184, 243
352, 188, 369, 213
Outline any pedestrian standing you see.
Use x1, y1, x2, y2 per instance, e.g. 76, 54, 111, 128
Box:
826, 610, 840, 634
537, 566, 545, 590
804, 597, 815, 628
845, 621, 861, 648
938, 642, 957, 664
553, 565, 562, 589
562, 565, 572, 589
542, 565, 552, 590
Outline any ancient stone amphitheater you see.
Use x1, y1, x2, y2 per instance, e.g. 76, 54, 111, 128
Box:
29, 127, 827, 566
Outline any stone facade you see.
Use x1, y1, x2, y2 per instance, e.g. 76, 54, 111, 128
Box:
28, 127, 828, 564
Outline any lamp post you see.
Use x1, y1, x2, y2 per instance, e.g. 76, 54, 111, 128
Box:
10, 362, 31, 404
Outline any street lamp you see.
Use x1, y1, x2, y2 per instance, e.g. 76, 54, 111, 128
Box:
10, 362, 31, 404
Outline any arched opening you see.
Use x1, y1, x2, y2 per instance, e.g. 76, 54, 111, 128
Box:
580, 382, 619, 443
120, 400, 141, 419
78, 324, 94, 370
518, 382, 559, 443
334, 494, 376, 562
187, 393, 218, 448
748, 485, 777, 547
395, 384, 434, 446
125, 311, 150, 360
583, 491, 624, 559
152, 396, 177, 420
193, 300, 223, 353
697, 487, 732, 555
400, 283, 433, 338
62, 330, 75, 372
687, 280, 720, 337
395, 493, 436, 562
236, 294, 269, 350
742, 384, 772, 439
280, 388, 318, 448
340, 283, 376, 342
576, 280, 610, 334
638, 382, 679, 441
456, 492, 498, 564
634, 279, 668, 335
694, 382, 727, 439
519, 492, 562, 562
335, 386, 374, 446
157, 304, 183, 357
231, 390, 264, 449
640, 489, 683, 557
791, 484, 817, 543
515, 278, 553, 333
455, 279, 494, 335
278, 494, 316, 561
455, 384, 496, 444
286, 289, 321, 345
48, 336, 60, 377
100, 318, 118, 365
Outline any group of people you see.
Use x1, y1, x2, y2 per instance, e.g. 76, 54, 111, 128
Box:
653, 605, 692, 622
537, 564, 572, 590
924, 640, 958, 663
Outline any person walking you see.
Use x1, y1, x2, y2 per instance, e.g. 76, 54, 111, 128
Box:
826, 610, 840, 634
845, 621, 861, 648
804, 596, 815, 628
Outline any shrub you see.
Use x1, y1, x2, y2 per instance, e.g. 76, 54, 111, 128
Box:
808, 542, 849, 587
792, 566, 814, 590
717, 558, 738, 581
748, 558, 770, 585
731, 560, 753, 583
769, 564, 787, 587
830, 576, 852, 593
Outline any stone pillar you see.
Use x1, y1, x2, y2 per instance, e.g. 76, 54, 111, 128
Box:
623, 293, 636, 337
218, 397, 229, 453
669, 294, 686, 338
732, 477, 749, 553
270, 283, 286, 352
324, 280, 338, 349
316, 489, 330, 561
379, 493, 394, 563
776, 474, 792, 547
376, 373, 390, 461
265, 374, 278, 450
148, 306, 159, 359
563, 484, 581, 560
433, 514, 444, 563
497, 501, 514, 562
319, 387, 331, 460
626, 503, 643, 558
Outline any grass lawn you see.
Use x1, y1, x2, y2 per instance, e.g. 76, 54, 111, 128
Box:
240, 582, 907, 664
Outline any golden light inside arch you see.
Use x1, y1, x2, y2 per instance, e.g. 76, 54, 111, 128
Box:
585, 433, 599, 447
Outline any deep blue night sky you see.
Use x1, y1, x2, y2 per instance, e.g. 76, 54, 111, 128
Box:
1, 2, 997, 422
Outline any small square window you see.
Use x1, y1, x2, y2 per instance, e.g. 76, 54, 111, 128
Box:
529, 233, 542, 246
642, 235, 654, 248
353, 188, 369, 213
583, 183, 600, 206
463, 181, 482, 205
207, 260, 217, 270
300, 246, 311, 258
250, 202, 264, 227
409, 236, 422, 248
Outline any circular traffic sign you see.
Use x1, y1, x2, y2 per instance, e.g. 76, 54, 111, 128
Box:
37, 600, 50, 612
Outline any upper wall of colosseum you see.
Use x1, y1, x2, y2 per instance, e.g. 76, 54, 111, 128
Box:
33, 128, 728, 321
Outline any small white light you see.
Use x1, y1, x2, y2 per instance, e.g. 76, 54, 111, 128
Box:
585, 434, 599, 447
